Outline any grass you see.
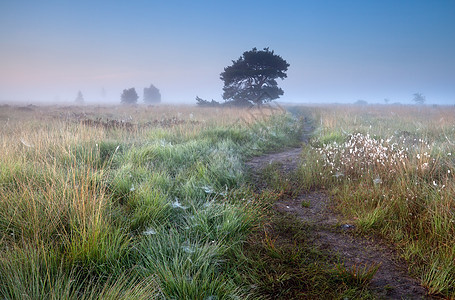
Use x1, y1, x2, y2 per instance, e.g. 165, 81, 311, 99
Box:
5, 103, 451, 298
296, 104, 455, 298
0, 104, 302, 298
234, 151, 378, 299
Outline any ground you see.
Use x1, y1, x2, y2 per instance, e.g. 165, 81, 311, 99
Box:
246, 122, 432, 299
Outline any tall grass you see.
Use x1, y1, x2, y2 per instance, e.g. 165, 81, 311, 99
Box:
0, 104, 302, 298
297, 104, 455, 297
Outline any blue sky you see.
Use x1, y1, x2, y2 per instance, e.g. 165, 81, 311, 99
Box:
1, 0, 454, 104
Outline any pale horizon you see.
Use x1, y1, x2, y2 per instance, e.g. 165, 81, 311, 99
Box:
1, 0, 454, 105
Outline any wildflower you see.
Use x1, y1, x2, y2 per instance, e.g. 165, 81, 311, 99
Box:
129, 184, 135, 192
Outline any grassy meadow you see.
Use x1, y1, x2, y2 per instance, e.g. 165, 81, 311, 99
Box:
0, 104, 302, 299
2, 103, 455, 299
297, 104, 455, 298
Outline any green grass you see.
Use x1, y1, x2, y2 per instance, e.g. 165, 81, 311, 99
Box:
236, 163, 377, 299
297, 104, 455, 298
0, 104, 302, 298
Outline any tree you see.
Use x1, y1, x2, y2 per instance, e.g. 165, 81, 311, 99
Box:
121, 88, 138, 104
195, 96, 220, 107
143, 84, 161, 103
220, 47, 289, 106
412, 93, 426, 105
75, 90, 84, 104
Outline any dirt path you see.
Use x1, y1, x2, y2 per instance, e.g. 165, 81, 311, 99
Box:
247, 120, 431, 299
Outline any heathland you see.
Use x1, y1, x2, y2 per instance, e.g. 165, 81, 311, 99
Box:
0, 104, 454, 299
0, 104, 302, 299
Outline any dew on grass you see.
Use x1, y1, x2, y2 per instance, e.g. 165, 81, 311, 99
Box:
181, 244, 195, 254
142, 228, 157, 235
172, 198, 188, 210
201, 185, 214, 194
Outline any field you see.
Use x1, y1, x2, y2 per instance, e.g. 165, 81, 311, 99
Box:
1, 103, 454, 299
0, 104, 302, 299
298, 105, 455, 297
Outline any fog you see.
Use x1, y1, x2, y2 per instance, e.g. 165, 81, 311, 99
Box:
1, 1, 454, 106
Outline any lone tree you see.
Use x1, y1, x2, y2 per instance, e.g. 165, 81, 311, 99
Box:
143, 84, 161, 103
74, 90, 84, 104
220, 47, 289, 106
412, 93, 426, 105
121, 88, 139, 104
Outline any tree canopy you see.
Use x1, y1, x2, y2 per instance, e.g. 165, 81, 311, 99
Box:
220, 47, 289, 106
413, 93, 426, 105
120, 88, 138, 104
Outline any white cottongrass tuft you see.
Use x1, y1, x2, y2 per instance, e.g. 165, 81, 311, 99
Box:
373, 176, 382, 185
318, 133, 409, 179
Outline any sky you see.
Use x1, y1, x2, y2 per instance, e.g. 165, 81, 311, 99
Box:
1, 0, 454, 105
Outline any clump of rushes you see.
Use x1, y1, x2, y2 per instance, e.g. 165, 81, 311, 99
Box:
298, 105, 455, 298
0, 105, 302, 298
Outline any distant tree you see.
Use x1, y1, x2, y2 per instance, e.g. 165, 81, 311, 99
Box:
354, 99, 368, 105
220, 47, 289, 106
75, 91, 84, 104
120, 88, 138, 104
412, 93, 426, 105
195, 96, 220, 107
143, 84, 161, 103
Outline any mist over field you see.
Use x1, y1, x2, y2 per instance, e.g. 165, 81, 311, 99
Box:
1, 1, 454, 105
2, 1, 455, 299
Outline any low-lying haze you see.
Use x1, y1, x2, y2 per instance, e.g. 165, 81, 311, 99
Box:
1, 0, 454, 105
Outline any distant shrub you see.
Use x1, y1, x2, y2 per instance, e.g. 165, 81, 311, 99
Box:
354, 99, 368, 105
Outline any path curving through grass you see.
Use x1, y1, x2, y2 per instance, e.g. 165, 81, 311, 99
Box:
244, 112, 433, 299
